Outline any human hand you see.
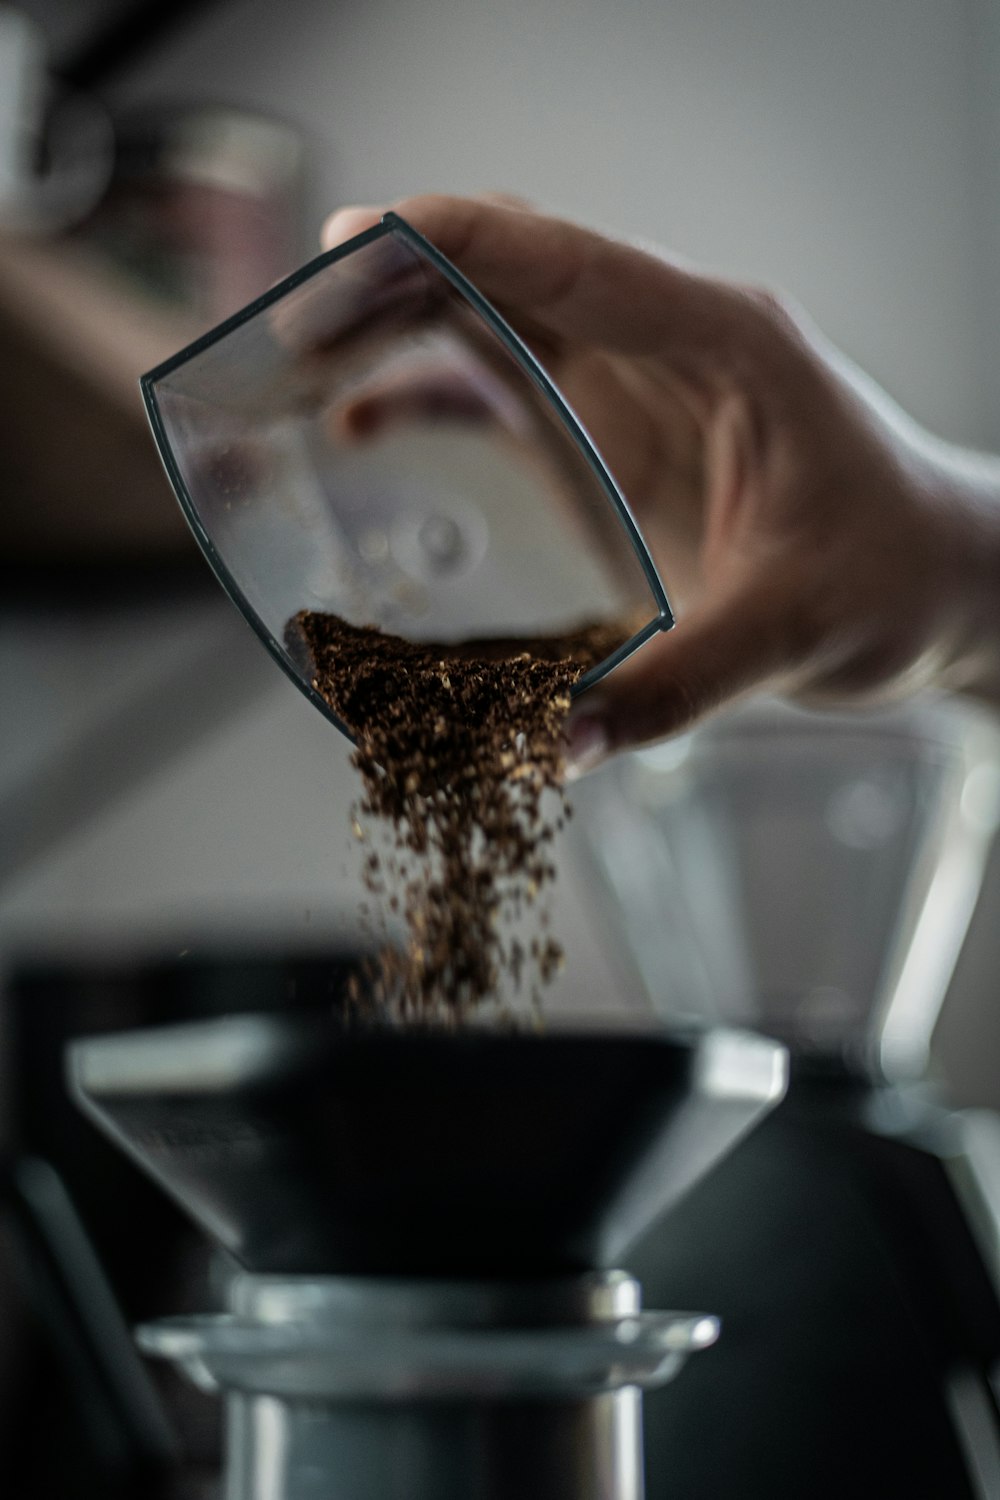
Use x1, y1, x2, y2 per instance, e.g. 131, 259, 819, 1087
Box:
323, 195, 1000, 771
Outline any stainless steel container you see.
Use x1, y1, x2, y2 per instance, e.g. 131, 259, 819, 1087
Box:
140, 1271, 717, 1500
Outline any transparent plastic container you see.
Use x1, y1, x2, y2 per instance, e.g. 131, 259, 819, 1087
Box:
141, 213, 671, 739
573, 698, 1000, 1079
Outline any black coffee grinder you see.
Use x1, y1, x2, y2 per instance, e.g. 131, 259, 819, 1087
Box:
68, 1013, 785, 1499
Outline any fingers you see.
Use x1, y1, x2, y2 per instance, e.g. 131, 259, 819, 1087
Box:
322, 194, 731, 356
565, 587, 790, 775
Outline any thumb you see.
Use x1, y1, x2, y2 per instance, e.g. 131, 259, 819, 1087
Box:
565, 590, 788, 776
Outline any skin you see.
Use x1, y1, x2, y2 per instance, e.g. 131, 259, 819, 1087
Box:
322, 194, 1000, 774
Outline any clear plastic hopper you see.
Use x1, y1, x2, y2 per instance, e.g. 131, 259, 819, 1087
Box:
573, 697, 1000, 1079
141, 213, 672, 739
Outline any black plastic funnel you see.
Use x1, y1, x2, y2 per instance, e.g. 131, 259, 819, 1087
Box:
68, 1013, 785, 1276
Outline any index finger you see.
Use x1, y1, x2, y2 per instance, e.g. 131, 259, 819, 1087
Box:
322, 194, 731, 356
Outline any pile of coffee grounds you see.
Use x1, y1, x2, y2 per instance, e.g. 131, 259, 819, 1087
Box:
288, 610, 624, 1025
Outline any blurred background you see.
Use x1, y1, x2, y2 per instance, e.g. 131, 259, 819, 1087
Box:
5, 1, 1000, 1495
4, 0, 1000, 1091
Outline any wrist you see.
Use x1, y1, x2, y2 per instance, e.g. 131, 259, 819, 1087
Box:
928, 446, 1000, 706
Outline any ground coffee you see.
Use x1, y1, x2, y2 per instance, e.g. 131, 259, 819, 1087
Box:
288, 611, 624, 1024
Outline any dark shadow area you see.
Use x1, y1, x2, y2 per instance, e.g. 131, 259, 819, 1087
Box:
0, 949, 364, 1500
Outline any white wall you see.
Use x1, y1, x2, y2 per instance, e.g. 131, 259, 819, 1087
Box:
113, 0, 995, 448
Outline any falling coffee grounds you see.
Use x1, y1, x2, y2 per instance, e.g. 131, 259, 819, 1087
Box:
288, 611, 624, 1024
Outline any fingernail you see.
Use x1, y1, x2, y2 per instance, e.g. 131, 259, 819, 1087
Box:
321, 205, 385, 248
564, 712, 610, 782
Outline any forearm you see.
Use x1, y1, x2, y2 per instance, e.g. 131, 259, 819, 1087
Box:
928, 444, 1000, 709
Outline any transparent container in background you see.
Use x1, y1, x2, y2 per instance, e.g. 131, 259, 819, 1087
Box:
571, 697, 1000, 1080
